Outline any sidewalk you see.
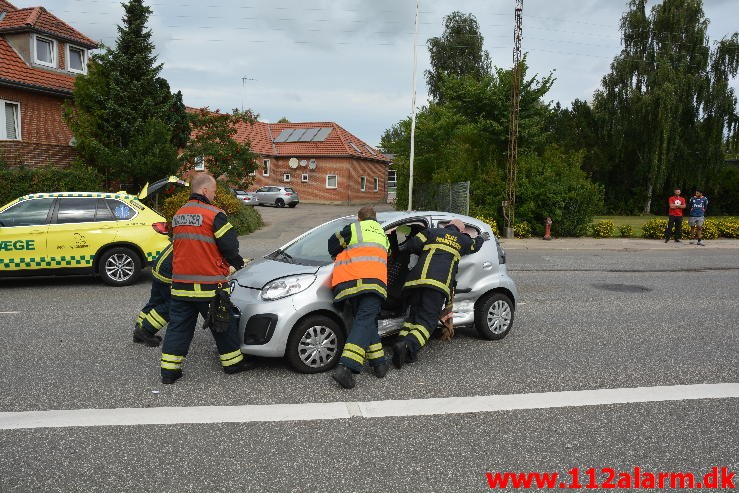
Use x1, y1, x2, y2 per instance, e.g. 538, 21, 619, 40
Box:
499, 237, 739, 251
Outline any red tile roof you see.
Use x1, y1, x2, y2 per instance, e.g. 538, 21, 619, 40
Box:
0, 6, 97, 48
0, 37, 75, 93
0, 1, 17, 13
234, 121, 390, 163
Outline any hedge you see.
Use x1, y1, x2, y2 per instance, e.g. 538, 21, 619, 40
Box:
641, 218, 739, 239
0, 163, 104, 205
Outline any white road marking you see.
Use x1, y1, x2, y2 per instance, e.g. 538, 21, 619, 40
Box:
0, 311, 20, 314
1, 383, 736, 430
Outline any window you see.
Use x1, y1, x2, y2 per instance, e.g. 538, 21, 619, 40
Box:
387, 169, 397, 187
360, 176, 366, 192
283, 173, 291, 182
66, 45, 87, 74
105, 199, 136, 220
194, 156, 205, 171
301, 174, 309, 183
262, 159, 270, 176
55, 198, 98, 224
326, 175, 337, 189
95, 199, 115, 221
0, 198, 53, 226
1, 101, 20, 140
34, 35, 56, 67
374, 177, 379, 192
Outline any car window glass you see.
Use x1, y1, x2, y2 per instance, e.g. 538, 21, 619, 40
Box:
285, 187, 295, 193
95, 199, 116, 221
257, 187, 267, 193
282, 217, 355, 266
0, 198, 53, 226
55, 198, 98, 224
106, 199, 135, 220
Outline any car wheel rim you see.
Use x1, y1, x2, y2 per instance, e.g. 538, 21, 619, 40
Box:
297, 325, 338, 368
486, 300, 511, 334
105, 253, 134, 282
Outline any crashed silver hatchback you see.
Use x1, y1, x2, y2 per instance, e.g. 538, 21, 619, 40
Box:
230, 211, 517, 373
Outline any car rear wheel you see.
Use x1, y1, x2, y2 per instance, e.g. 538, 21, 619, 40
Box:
275, 198, 286, 207
286, 315, 345, 373
474, 292, 514, 340
99, 247, 141, 286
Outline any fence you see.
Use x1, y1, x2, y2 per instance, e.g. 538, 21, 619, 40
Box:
412, 181, 470, 215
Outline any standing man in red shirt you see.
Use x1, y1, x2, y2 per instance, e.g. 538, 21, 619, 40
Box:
664, 188, 686, 243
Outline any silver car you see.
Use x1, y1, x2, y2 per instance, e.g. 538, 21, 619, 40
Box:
254, 186, 299, 208
234, 189, 257, 206
230, 211, 517, 373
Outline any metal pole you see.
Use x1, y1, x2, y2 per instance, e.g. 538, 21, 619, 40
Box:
408, 0, 420, 212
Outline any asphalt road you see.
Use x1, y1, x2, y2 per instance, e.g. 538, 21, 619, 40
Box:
1, 204, 737, 492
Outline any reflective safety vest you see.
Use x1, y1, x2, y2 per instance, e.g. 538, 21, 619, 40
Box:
152, 242, 173, 284
171, 200, 229, 297
331, 220, 389, 301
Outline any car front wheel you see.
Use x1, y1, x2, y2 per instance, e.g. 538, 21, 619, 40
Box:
474, 292, 514, 340
286, 315, 345, 373
99, 247, 141, 286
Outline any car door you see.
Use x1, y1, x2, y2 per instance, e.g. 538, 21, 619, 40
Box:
255, 186, 269, 204
46, 197, 119, 269
0, 197, 53, 271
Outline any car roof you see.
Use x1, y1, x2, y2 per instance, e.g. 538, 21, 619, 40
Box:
17, 192, 140, 201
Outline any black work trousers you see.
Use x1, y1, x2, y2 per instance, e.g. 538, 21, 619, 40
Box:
137, 279, 170, 334
399, 287, 447, 355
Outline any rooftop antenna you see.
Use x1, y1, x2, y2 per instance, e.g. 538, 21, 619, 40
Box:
504, 0, 523, 238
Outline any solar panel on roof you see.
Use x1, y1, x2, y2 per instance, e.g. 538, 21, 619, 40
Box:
273, 129, 294, 143
313, 127, 332, 141
301, 128, 320, 141
286, 128, 307, 142
348, 142, 362, 154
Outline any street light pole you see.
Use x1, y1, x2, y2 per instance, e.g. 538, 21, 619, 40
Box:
408, 0, 420, 212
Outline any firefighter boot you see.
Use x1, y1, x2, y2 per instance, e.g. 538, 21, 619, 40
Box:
161, 371, 182, 385
133, 325, 162, 347
373, 362, 389, 378
223, 357, 257, 374
332, 364, 356, 389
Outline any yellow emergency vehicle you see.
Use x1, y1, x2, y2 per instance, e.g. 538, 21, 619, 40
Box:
0, 191, 170, 286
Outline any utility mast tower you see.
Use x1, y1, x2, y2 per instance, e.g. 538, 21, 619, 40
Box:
504, 0, 523, 238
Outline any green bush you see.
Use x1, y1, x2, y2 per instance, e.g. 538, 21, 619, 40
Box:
641, 218, 667, 239
0, 163, 104, 205
162, 183, 263, 235
617, 224, 633, 237
513, 221, 532, 238
473, 214, 500, 238
591, 219, 616, 238
716, 218, 739, 238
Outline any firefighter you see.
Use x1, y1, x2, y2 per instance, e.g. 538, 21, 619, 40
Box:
159, 173, 253, 384
132, 242, 173, 347
329, 206, 390, 389
393, 218, 486, 369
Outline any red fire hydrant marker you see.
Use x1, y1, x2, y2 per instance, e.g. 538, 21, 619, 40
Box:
544, 217, 553, 240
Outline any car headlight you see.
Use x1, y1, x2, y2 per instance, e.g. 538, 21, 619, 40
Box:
261, 274, 316, 301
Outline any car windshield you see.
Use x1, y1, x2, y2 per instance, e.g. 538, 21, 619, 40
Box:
275, 217, 355, 266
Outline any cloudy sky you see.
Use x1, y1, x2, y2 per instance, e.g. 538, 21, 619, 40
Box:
18, 0, 739, 146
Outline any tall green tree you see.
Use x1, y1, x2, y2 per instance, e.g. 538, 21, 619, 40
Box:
592, 0, 739, 213
65, 0, 189, 189
425, 11, 492, 102
179, 108, 259, 187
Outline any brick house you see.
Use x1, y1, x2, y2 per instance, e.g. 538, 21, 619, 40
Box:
234, 120, 391, 204
0, 0, 96, 167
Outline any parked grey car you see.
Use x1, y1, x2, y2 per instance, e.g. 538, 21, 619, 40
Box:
254, 186, 299, 208
234, 189, 257, 206
230, 211, 516, 373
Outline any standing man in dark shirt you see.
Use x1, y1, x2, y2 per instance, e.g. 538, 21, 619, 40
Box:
393, 219, 486, 369
159, 173, 253, 384
664, 188, 686, 243
688, 190, 709, 246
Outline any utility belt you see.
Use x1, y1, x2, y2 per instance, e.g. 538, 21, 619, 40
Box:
171, 281, 234, 333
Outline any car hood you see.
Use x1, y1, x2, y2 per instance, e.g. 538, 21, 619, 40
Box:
232, 258, 320, 289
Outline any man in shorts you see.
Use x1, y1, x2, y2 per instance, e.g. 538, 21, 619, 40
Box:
688, 190, 708, 246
